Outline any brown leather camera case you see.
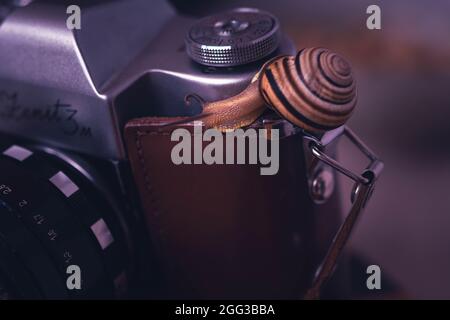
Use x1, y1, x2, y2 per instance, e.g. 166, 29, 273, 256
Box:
124, 116, 340, 299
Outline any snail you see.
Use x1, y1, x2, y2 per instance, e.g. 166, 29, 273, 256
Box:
260, 47, 357, 132
175, 47, 357, 133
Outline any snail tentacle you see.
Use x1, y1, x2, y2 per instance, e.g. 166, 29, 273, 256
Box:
184, 93, 206, 108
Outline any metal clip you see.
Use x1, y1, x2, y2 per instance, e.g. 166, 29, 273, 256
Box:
304, 126, 384, 299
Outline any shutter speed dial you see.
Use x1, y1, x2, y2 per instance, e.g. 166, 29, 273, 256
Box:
185, 8, 281, 67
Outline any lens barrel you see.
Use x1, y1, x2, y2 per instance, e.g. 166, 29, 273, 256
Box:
0, 137, 131, 299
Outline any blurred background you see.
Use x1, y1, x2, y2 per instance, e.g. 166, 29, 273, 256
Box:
172, 0, 450, 299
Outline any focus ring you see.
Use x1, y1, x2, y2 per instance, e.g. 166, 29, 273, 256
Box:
0, 138, 130, 298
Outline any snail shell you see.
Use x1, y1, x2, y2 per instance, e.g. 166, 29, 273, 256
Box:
259, 47, 357, 132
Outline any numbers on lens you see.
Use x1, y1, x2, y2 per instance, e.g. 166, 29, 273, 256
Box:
0, 184, 12, 195
63, 251, 73, 264
47, 229, 58, 241
33, 214, 45, 225
18, 199, 28, 207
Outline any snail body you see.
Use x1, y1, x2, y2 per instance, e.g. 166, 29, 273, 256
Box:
198, 80, 266, 131
183, 47, 357, 133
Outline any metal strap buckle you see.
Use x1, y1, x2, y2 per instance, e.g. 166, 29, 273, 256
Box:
304, 126, 384, 299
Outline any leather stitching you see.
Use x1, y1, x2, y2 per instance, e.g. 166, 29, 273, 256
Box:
134, 130, 164, 219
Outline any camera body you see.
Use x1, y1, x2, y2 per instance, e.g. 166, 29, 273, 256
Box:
0, 0, 295, 159
0, 0, 344, 299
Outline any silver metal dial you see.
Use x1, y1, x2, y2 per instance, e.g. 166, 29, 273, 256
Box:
185, 8, 280, 67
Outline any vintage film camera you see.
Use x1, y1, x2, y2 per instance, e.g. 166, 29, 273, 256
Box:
0, 0, 382, 299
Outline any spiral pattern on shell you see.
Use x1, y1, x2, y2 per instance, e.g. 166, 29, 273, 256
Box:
259, 47, 357, 132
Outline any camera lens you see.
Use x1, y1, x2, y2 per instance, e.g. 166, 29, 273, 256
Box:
0, 138, 132, 299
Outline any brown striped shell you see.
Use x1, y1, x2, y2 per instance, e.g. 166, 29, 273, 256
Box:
259, 47, 357, 132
